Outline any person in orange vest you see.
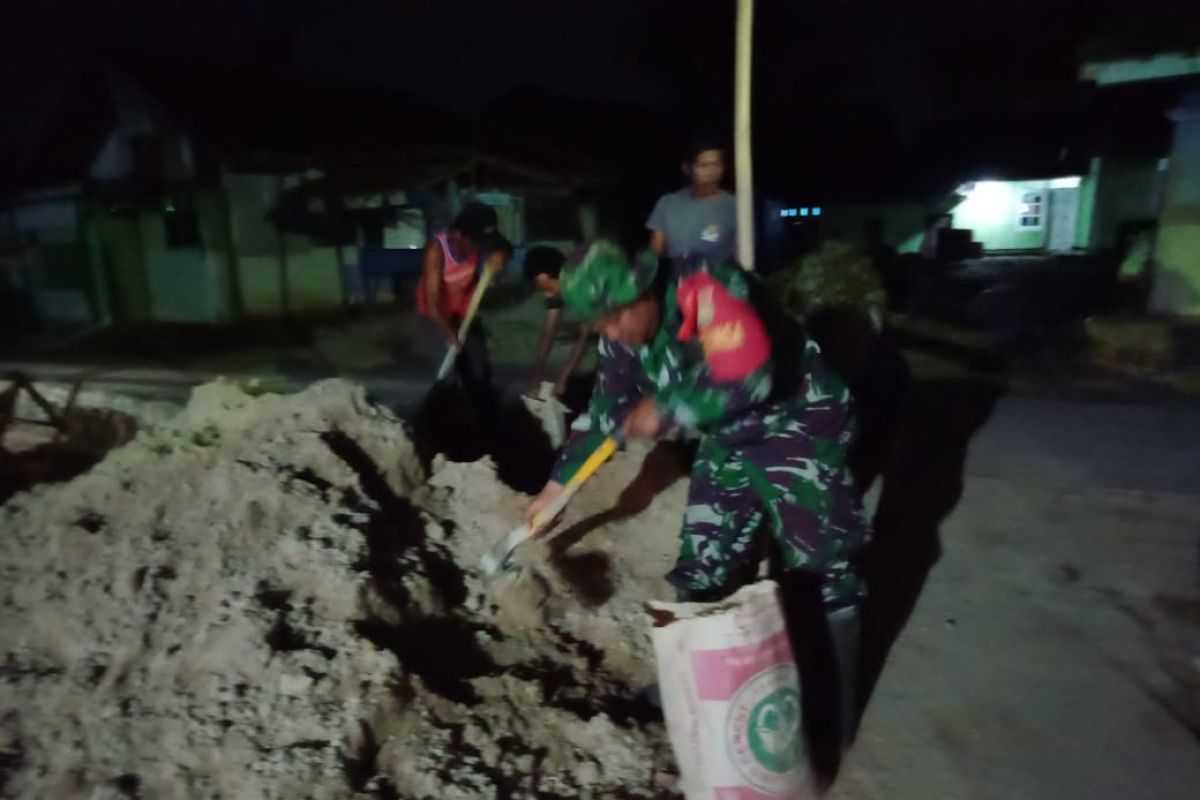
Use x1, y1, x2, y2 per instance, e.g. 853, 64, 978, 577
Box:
416, 202, 510, 395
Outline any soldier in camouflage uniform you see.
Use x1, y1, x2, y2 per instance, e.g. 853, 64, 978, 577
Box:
524, 241, 869, 611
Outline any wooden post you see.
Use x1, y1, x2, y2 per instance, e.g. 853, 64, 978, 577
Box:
220, 170, 244, 321
276, 173, 290, 317
735, 0, 756, 270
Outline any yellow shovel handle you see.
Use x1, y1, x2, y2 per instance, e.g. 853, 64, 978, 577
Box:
530, 435, 619, 531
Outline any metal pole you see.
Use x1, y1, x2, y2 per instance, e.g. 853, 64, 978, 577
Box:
735, 0, 756, 270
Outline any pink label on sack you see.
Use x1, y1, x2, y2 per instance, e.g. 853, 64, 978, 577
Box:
691, 630, 793, 701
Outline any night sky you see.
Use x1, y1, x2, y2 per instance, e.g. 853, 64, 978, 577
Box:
2, 0, 1197, 201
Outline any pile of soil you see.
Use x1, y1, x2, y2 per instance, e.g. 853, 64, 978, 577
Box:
0, 379, 690, 799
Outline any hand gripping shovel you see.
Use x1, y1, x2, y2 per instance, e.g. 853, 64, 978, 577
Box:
436, 268, 495, 382
480, 432, 622, 575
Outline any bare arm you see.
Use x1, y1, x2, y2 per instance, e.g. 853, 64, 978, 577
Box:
422, 241, 458, 344
530, 306, 561, 394
483, 249, 508, 275
554, 322, 591, 397
649, 229, 666, 257
482, 232, 513, 275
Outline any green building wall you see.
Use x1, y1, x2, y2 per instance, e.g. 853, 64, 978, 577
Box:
224, 173, 345, 318
951, 180, 1048, 251
1149, 94, 1200, 316
90, 205, 151, 322
80, 175, 346, 324
238, 245, 342, 316
136, 188, 233, 323
1089, 156, 1162, 249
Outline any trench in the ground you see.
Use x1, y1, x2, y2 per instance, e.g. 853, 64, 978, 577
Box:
315, 426, 663, 793
1, 406, 139, 503
409, 382, 590, 495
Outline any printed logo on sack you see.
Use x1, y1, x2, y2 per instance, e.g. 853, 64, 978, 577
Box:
725, 663, 803, 792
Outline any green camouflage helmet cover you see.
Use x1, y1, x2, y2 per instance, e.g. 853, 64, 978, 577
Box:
560, 241, 658, 321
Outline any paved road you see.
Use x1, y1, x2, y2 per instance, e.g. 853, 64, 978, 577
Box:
966, 396, 1200, 495
7, 360, 1200, 495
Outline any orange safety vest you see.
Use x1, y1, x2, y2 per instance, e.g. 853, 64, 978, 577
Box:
416, 231, 478, 320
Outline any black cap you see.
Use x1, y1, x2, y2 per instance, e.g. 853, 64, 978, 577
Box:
452, 202, 499, 243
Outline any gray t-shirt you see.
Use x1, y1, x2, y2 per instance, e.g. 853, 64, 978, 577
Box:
646, 188, 738, 262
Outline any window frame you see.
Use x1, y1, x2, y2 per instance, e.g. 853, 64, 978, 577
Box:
1017, 190, 1044, 231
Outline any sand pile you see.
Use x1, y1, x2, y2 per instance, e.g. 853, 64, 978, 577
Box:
0, 379, 689, 799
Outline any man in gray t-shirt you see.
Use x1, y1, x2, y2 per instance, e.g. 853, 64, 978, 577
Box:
647, 144, 737, 263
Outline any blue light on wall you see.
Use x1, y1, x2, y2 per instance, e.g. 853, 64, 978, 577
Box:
799, 208, 810, 217
812, 207, 822, 217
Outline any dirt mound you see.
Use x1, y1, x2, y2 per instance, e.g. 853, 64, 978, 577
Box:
0, 379, 688, 798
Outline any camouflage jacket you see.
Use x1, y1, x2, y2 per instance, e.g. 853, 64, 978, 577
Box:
553, 259, 855, 482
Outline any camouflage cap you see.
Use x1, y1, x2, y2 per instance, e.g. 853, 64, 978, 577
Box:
560, 242, 658, 321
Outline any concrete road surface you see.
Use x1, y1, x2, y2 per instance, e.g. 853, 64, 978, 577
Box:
835, 394, 1200, 799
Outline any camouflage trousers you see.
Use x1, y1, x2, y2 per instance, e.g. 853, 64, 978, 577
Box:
667, 421, 870, 608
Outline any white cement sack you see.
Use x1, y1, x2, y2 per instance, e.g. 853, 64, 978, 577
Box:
649, 580, 814, 800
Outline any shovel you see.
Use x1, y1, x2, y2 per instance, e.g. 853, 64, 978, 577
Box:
436, 268, 495, 382
480, 432, 622, 575
520, 381, 569, 448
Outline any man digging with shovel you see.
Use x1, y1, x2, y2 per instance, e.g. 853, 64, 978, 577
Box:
417, 202, 510, 399
523, 241, 870, 760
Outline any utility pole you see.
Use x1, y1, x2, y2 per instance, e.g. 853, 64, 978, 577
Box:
735, 0, 756, 270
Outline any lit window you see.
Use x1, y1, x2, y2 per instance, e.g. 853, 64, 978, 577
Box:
799, 208, 810, 217
779, 208, 789, 218
812, 207, 822, 217
1018, 192, 1043, 229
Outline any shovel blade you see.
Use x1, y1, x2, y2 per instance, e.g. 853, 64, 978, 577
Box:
481, 524, 532, 575
520, 388, 569, 448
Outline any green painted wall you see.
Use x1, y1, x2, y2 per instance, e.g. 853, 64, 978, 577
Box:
225, 173, 344, 317
1090, 156, 1161, 249
827, 180, 1086, 256
1149, 98, 1200, 316
29, 240, 93, 323
26, 171, 387, 326
138, 189, 232, 323
1083, 52, 1200, 86
92, 209, 151, 322
82, 213, 113, 323
951, 180, 1048, 251
91, 176, 345, 322
1075, 167, 1098, 249
238, 246, 342, 316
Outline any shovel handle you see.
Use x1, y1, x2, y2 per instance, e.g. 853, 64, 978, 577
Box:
458, 267, 494, 333
530, 434, 620, 532
437, 268, 494, 380
435, 345, 461, 381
